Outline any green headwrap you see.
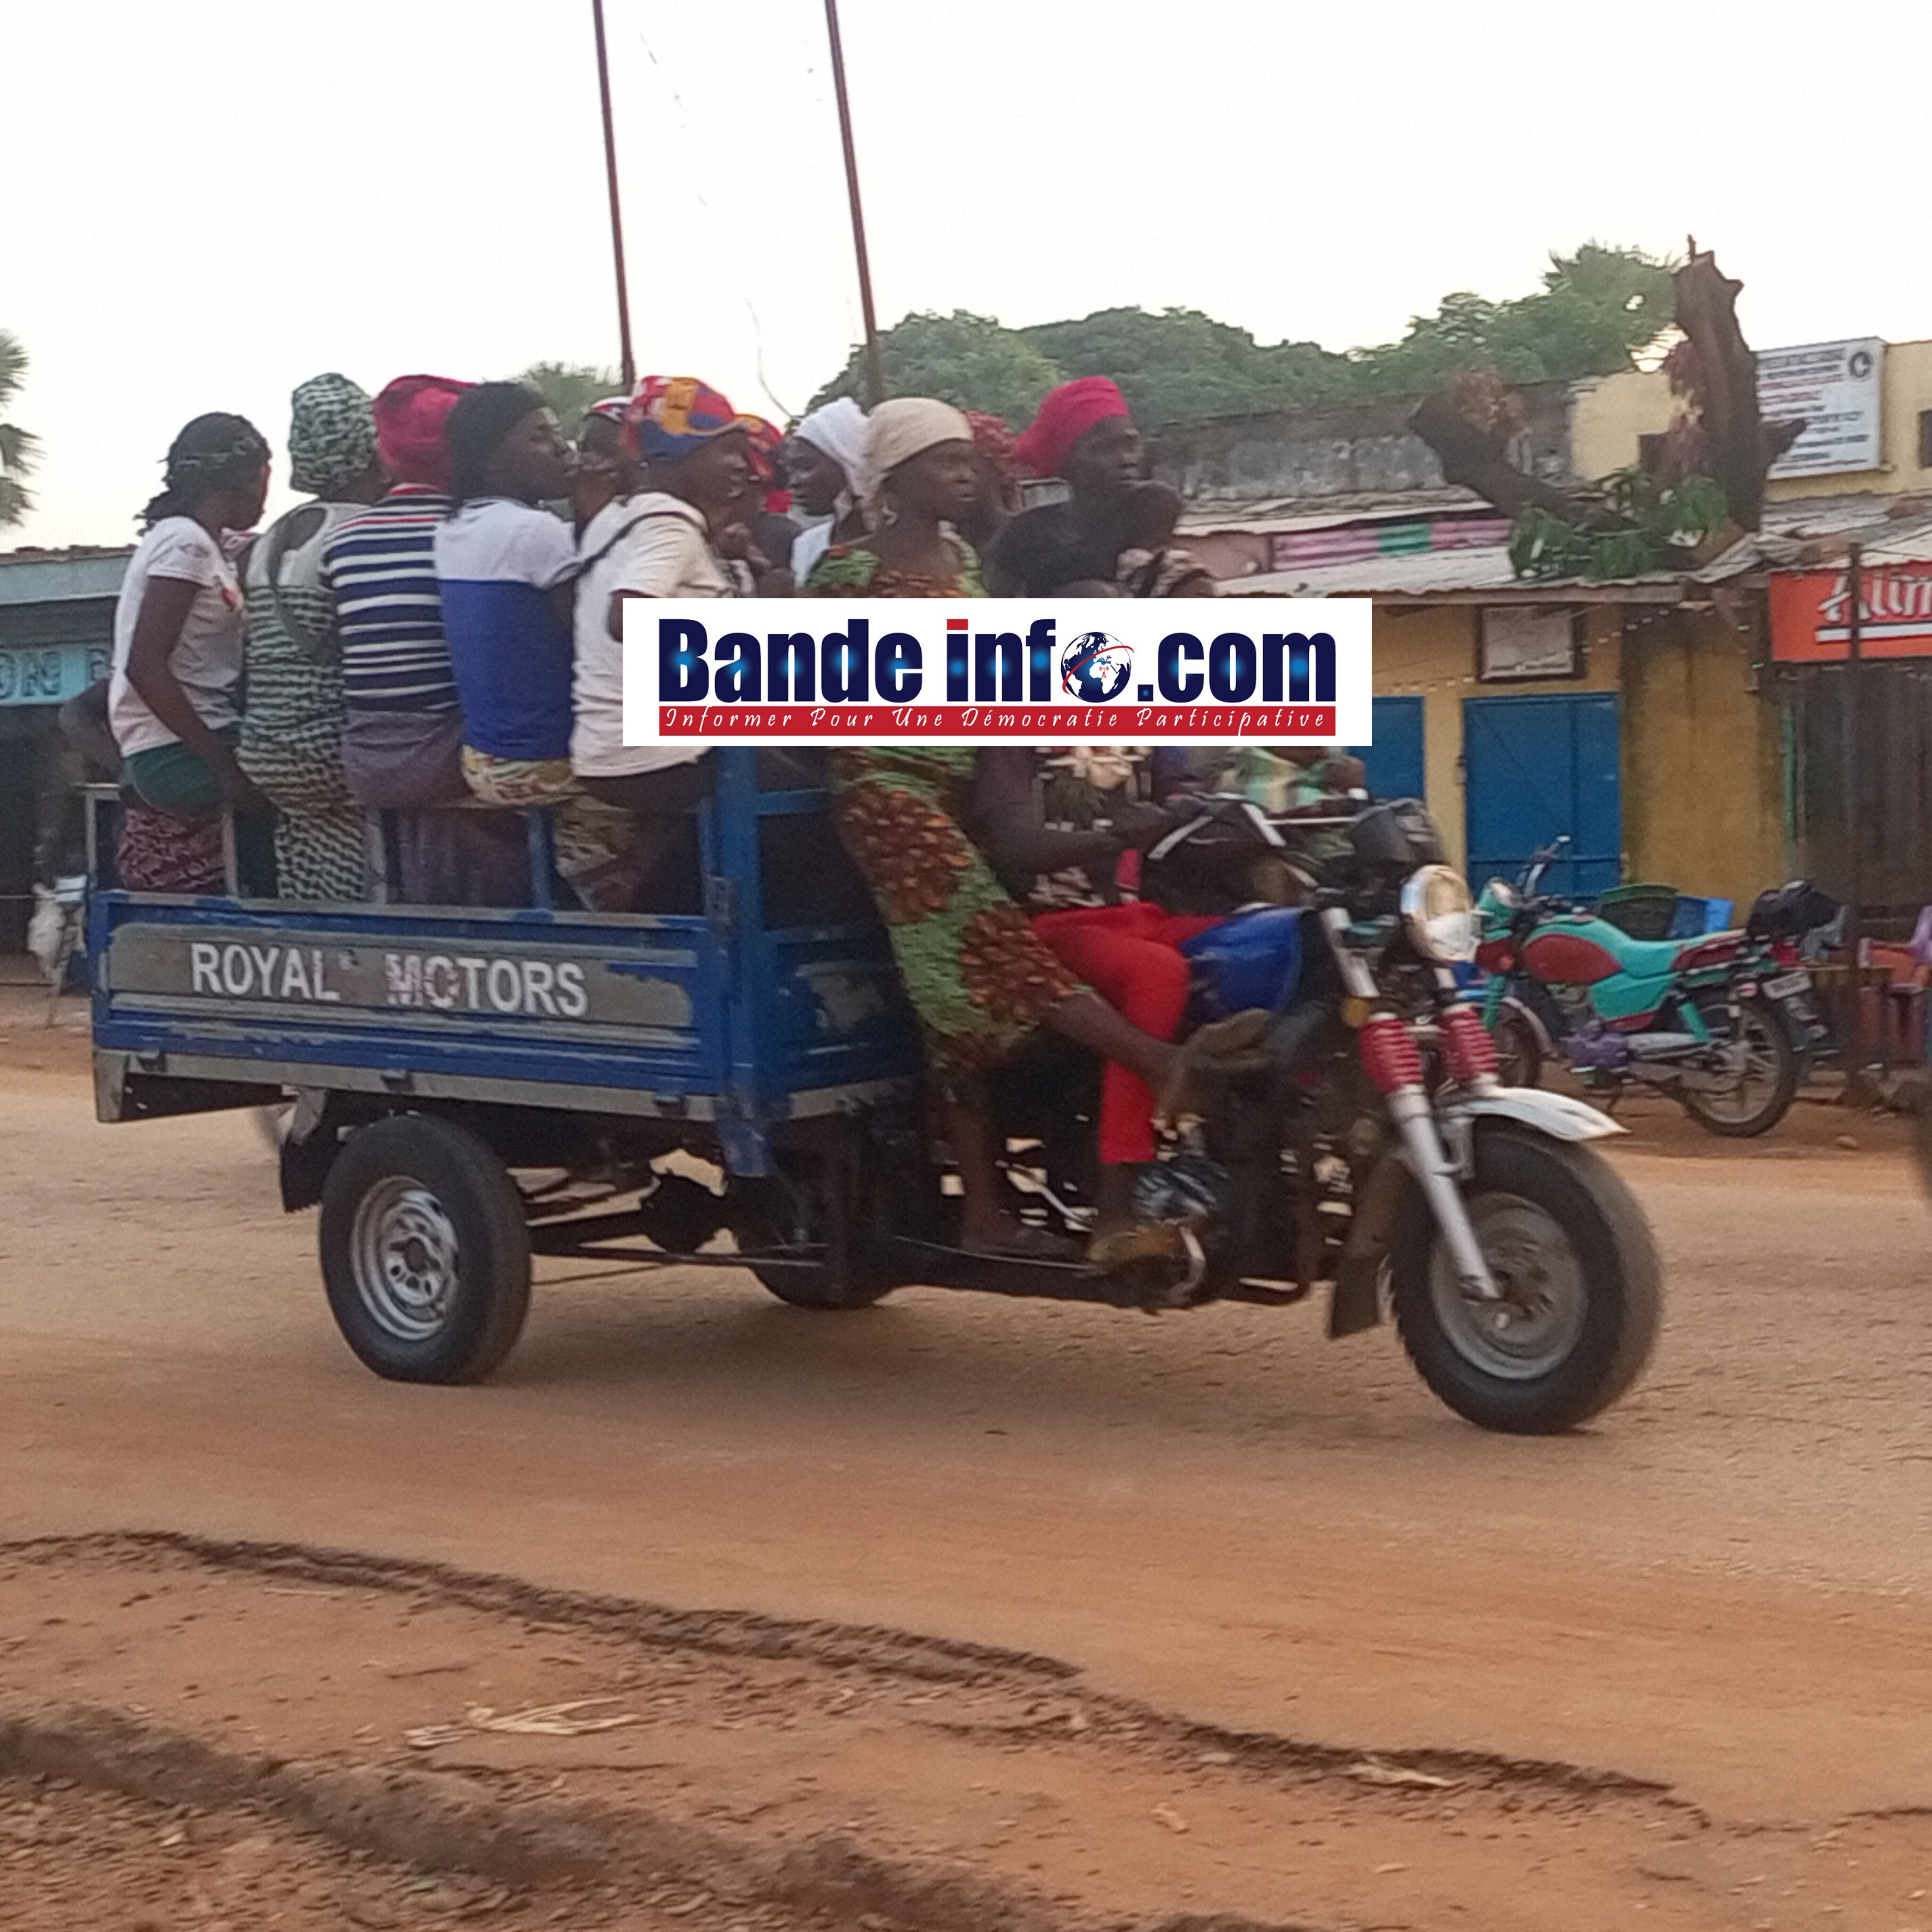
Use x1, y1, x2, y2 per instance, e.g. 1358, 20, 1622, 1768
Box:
288, 372, 377, 497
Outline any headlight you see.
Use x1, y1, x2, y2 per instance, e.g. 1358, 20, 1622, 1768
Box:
1400, 865, 1477, 964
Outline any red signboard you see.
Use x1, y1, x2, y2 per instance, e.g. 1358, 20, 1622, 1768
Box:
1771, 562, 1932, 661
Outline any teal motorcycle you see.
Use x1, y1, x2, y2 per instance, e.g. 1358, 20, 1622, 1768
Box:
1473, 849, 1802, 1137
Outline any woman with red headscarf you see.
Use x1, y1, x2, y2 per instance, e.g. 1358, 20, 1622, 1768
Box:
990, 376, 1144, 596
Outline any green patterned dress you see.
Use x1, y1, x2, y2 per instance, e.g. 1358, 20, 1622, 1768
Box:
807, 540, 1087, 1081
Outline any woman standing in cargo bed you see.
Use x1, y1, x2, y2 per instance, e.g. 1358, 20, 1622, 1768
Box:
109, 412, 275, 893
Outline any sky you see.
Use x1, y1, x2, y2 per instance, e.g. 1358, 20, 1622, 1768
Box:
6, 0, 1932, 550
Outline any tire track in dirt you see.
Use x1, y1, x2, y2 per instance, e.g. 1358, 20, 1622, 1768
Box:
0, 1530, 1670, 1805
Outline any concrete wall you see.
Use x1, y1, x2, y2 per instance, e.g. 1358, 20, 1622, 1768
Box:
1566, 370, 1678, 481
1150, 383, 1574, 504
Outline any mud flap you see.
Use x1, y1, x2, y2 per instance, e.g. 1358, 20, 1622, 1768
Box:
1328, 1153, 1411, 1338
279, 1090, 345, 1213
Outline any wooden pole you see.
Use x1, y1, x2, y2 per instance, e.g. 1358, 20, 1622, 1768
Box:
591, 0, 636, 391
822, 0, 886, 407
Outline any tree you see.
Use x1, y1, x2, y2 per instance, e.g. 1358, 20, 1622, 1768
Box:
519, 360, 624, 432
1348, 244, 1676, 395
1409, 247, 1798, 580
810, 312, 1064, 426
0, 330, 40, 530
805, 245, 1681, 432
1021, 308, 1349, 425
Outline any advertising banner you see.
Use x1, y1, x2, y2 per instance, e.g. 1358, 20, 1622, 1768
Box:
623, 598, 1372, 747
1769, 560, 1932, 662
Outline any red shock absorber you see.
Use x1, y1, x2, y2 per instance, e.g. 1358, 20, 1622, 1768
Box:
1437, 1002, 1500, 1085
1357, 1014, 1425, 1094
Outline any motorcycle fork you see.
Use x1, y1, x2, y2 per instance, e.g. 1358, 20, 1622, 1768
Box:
1321, 911, 1499, 1302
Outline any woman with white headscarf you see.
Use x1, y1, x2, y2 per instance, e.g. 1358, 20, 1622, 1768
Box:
785, 396, 869, 584
808, 398, 1250, 1271
803, 398, 983, 597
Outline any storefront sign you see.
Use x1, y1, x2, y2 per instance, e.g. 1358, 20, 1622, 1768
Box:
1761, 338, 1884, 478
1769, 561, 1932, 661
0, 641, 108, 707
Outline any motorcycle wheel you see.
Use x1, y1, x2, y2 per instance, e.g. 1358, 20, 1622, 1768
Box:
1676, 992, 1798, 1137
1389, 1125, 1661, 1434
1490, 1005, 1544, 1090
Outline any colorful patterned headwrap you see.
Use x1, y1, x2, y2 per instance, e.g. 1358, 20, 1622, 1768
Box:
621, 376, 756, 463
583, 396, 631, 429
288, 373, 378, 497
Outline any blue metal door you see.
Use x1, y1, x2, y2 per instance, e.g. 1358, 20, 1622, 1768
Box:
1350, 695, 1425, 801
1464, 692, 1621, 897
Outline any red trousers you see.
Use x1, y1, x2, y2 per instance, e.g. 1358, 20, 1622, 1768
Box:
1031, 903, 1219, 1164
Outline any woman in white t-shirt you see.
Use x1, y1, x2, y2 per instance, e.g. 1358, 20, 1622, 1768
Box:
110, 412, 274, 888
567, 375, 763, 909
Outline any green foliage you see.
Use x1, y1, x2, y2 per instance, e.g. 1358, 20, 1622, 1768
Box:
803, 244, 1678, 432
1021, 308, 1348, 426
809, 311, 1064, 426
0, 330, 39, 530
518, 360, 624, 433
1510, 469, 1728, 583
1348, 245, 1676, 396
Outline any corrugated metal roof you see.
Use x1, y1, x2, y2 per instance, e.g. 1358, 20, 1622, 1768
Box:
1176, 486, 1491, 535
1221, 546, 1525, 598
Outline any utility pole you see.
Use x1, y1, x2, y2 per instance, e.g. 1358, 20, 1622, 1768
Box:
1841, 541, 1865, 971
823, 0, 886, 407
591, 0, 636, 390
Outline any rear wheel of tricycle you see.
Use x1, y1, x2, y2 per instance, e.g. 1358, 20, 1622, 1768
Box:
319, 1114, 531, 1383
1388, 1126, 1660, 1434
747, 1134, 895, 1311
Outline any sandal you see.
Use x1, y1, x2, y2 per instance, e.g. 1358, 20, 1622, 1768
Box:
1154, 1007, 1273, 1127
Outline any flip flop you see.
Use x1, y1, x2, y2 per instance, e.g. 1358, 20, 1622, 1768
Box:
1155, 1008, 1273, 1127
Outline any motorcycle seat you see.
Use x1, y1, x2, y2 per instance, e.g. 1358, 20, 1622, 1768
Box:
1674, 931, 1747, 972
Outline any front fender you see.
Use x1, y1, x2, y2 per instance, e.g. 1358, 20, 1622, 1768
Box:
1462, 1085, 1624, 1142
1326, 1086, 1622, 1340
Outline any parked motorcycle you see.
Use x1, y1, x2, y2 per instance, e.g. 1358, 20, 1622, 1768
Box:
1472, 848, 1806, 1137
1744, 880, 1842, 1077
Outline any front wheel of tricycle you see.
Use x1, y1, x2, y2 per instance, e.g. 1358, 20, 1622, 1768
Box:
319, 1114, 531, 1383
1388, 1126, 1660, 1434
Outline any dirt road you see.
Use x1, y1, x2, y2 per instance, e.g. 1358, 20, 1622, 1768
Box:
4, 989, 1932, 1929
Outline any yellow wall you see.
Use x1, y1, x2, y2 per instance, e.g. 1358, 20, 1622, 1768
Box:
1373, 603, 1782, 907
1567, 369, 1677, 481
1567, 340, 1932, 501
1370, 605, 1623, 872
1618, 608, 1786, 910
